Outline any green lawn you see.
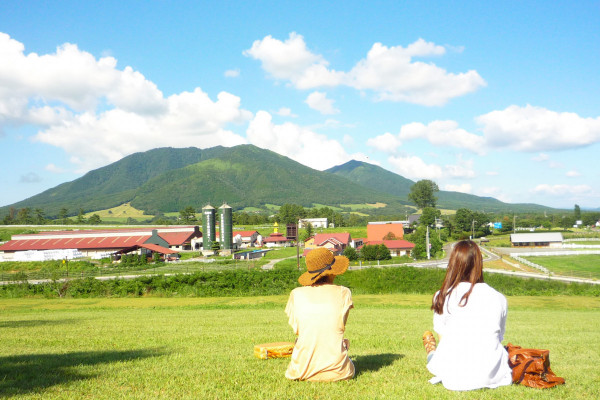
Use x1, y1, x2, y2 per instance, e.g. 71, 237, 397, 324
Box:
0, 295, 597, 399
523, 255, 600, 279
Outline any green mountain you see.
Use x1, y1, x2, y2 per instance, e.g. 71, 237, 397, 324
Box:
1, 145, 555, 218
1, 145, 401, 217
327, 160, 554, 213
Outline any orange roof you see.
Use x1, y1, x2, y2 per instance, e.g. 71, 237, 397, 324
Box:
367, 223, 404, 241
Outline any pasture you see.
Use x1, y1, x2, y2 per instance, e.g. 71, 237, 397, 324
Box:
522, 254, 600, 280
1, 295, 598, 399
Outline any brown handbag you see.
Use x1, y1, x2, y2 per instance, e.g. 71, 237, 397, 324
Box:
505, 343, 565, 389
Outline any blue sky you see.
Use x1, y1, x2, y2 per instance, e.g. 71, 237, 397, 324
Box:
1, 1, 599, 210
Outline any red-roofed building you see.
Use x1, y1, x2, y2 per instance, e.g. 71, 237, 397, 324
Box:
262, 232, 293, 248
233, 230, 262, 248
367, 221, 404, 241
359, 239, 415, 257
0, 226, 202, 261
303, 232, 352, 256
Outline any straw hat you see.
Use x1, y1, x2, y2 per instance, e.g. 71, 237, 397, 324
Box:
298, 248, 349, 286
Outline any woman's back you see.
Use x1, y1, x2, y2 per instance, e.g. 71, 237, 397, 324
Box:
427, 282, 512, 390
285, 285, 354, 381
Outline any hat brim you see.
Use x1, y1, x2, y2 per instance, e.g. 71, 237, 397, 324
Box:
298, 255, 349, 286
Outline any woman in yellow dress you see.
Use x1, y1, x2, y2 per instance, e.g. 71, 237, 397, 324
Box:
284, 248, 355, 381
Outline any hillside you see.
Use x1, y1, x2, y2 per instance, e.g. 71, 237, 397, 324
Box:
1, 145, 556, 218
0, 145, 403, 217
0, 147, 226, 217
327, 160, 554, 213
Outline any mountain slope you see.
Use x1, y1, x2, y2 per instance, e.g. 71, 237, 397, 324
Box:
1, 147, 226, 217
130, 145, 400, 211
327, 160, 554, 213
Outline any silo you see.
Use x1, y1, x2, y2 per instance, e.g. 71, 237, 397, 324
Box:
202, 204, 216, 249
219, 203, 233, 250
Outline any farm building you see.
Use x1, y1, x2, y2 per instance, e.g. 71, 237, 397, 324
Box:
262, 232, 293, 248
510, 232, 564, 247
303, 233, 352, 256
298, 218, 329, 229
0, 226, 202, 261
367, 221, 405, 240
233, 230, 262, 248
358, 240, 415, 257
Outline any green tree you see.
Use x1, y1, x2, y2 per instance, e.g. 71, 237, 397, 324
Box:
34, 208, 46, 225
179, 206, 197, 224
88, 214, 102, 225
16, 207, 33, 224
343, 246, 358, 261
77, 208, 86, 224
58, 207, 70, 225
408, 180, 439, 209
300, 222, 314, 242
409, 225, 442, 260
574, 204, 581, 221
277, 204, 306, 225
211, 240, 221, 256
383, 232, 398, 240
420, 207, 441, 227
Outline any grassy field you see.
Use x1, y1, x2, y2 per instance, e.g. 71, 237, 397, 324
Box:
0, 295, 597, 399
522, 255, 600, 279
84, 203, 154, 222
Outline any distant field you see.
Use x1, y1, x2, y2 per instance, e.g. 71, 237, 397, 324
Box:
85, 203, 154, 222
0, 295, 597, 399
339, 203, 387, 210
522, 254, 600, 279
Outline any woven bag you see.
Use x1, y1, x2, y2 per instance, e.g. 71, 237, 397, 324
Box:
254, 342, 294, 360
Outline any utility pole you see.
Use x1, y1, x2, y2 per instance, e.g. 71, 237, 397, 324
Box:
426, 225, 431, 260
471, 219, 476, 239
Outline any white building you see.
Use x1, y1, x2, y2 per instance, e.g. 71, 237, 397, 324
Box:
298, 218, 328, 229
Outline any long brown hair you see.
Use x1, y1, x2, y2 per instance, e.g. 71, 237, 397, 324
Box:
431, 240, 484, 314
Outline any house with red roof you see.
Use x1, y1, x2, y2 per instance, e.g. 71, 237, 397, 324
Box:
262, 232, 293, 248
233, 230, 262, 248
303, 232, 352, 256
0, 226, 202, 261
367, 221, 405, 240
358, 239, 415, 257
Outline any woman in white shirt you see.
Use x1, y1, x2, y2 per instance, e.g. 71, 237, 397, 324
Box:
423, 240, 513, 391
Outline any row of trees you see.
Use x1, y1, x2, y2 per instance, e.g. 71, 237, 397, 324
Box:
1, 207, 102, 225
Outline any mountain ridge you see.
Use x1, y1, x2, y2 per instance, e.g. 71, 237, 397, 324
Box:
1, 145, 555, 217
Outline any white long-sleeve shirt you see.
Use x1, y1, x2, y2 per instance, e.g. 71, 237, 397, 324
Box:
427, 282, 513, 391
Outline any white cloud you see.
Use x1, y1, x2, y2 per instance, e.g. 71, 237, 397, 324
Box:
274, 107, 297, 117
388, 155, 443, 180
246, 111, 351, 170
245, 34, 486, 105
531, 153, 549, 162
444, 183, 472, 193
532, 184, 592, 196
398, 120, 486, 154
388, 154, 475, 180
305, 91, 339, 115
0, 33, 253, 172
566, 170, 581, 177
343, 134, 354, 146
485, 171, 499, 176
478, 105, 600, 151
243, 32, 343, 89
224, 68, 240, 78
480, 187, 512, 203
345, 40, 486, 105
351, 152, 380, 166
367, 132, 402, 154
45, 163, 66, 173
